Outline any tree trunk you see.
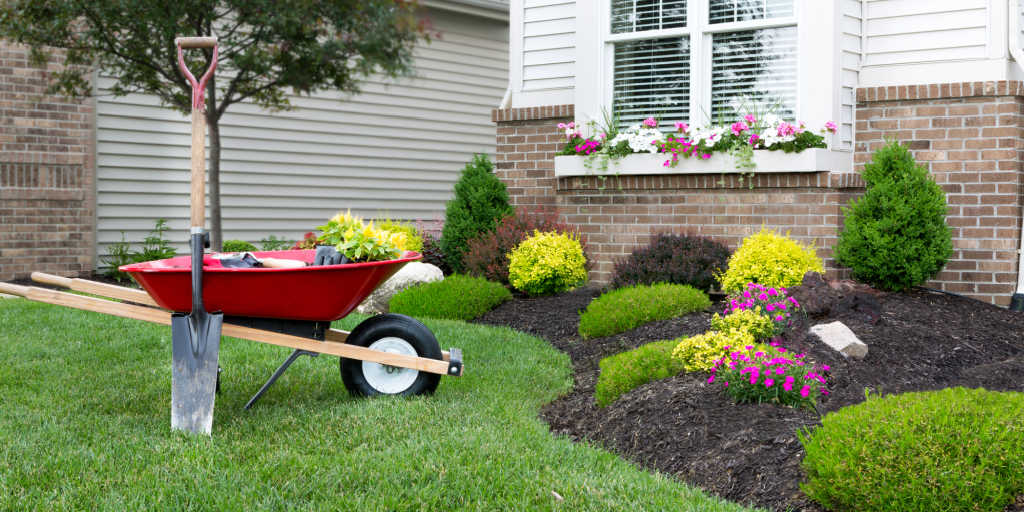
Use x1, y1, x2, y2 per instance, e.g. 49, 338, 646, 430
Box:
206, 76, 223, 251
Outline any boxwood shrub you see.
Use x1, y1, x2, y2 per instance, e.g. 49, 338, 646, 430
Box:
389, 274, 511, 321
799, 387, 1024, 512
579, 283, 710, 339
222, 239, 257, 252
595, 339, 681, 407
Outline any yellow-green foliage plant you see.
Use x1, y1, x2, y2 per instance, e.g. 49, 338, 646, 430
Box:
717, 228, 824, 293
508, 230, 587, 295
316, 210, 408, 262
709, 308, 776, 342
671, 329, 767, 372
378, 219, 424, 252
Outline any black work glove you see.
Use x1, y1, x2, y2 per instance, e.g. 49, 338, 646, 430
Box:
314, 245, 349, 266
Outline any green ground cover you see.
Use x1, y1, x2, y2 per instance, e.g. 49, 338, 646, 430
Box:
0, 299, 755, 511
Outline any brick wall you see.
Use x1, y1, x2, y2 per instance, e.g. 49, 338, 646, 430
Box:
492, 105, 865, 288
856, 82, 1024, 306
0, 41, 96, 281
493, 105, 573, 210
558, 173, 864, 284
494, 84, 1024, 306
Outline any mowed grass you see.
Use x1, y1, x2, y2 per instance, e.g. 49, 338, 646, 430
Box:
0, 299, 756, 511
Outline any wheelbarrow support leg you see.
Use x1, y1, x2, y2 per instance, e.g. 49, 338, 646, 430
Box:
244, 349, 319, 410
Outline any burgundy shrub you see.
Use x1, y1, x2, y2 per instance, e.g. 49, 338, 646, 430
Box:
464, 207, 586, 286
611, 233, 731, 292
420, 233, 452, 276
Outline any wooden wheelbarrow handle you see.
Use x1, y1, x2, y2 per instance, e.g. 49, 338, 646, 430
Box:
30, 272, 159, 307
0, 281, 456, 375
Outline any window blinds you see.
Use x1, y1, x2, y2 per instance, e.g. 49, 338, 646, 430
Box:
708, 0, 793, 24
613, 37, 690, 128
710, 26, 797, 120
611, 0, 687, 34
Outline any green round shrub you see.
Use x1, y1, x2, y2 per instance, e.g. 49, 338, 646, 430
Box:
835, 141, 953, 291
389, 274, 511, 321
222, 239, 257, 252
440, 154, 513, 273
578, 283, 710, 339
595, 339, 681, 407
717, 228, 824, 293
508, 230, 587, 296
799, 387, 1024, 512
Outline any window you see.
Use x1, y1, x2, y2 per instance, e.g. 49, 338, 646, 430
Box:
608, 0, 797, 130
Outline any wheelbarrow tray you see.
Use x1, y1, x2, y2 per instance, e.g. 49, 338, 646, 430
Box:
120, 249, 420, 321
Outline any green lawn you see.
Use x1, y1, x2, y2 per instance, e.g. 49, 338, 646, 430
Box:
0, 299, 756, 511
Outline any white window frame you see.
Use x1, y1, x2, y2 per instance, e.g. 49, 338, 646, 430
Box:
575, 0, 841, 147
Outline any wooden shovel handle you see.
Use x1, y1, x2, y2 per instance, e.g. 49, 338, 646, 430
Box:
191, 110, 206, 227
175, 37, 217, 49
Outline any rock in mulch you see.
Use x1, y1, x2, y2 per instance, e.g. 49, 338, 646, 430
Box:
809, 321, 868, 359
356, 262, 443, 314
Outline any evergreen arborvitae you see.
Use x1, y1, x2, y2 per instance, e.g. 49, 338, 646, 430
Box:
835, 141, 953, 291
440, 154, 513, 273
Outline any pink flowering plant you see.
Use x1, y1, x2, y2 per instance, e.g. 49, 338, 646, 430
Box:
656, 112, 835, 183
723, 282, 802, 336
709, 339, 831, 410
557, 109, 837, 188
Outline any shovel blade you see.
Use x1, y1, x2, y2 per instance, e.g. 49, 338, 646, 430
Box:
171, 311, 223, 435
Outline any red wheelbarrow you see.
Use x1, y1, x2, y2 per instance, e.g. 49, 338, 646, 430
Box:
0, 252, 464, 413
0, 35, 462, 435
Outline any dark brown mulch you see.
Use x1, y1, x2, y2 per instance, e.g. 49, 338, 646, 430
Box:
473, 287, 1024, 512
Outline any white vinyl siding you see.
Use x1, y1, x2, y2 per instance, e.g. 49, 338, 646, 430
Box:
95, 8, 508, 255
522, 0, 576, 90
863, 0, 987, 67
839, 0, 861, 150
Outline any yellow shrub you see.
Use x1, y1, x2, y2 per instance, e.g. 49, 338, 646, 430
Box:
717, 228, 824, 293
508, 230, 587, 295
709, 308, 776, 342
379, 219, 424, 252
672, 329, 758, 372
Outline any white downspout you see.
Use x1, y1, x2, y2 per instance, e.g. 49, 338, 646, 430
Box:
499, 85, 512, 110
1009, 0, 1024, 310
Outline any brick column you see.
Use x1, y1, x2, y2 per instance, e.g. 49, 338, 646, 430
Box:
856, 81, 1024, 306
0, 41, 96, 281
492, 105, 573, 210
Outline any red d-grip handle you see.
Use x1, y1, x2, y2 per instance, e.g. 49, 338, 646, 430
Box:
175, 36, 218, 110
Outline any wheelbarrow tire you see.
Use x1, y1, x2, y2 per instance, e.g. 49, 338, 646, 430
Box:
340, 313, 443, 397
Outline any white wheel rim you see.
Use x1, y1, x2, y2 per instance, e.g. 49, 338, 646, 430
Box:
362, 337, 419, 394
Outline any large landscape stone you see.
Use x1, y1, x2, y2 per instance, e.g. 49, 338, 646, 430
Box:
356, 262, 443, 315
809, 321, 868, 359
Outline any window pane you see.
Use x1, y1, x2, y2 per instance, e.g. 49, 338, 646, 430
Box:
708, 0, 793, 24
613, 37, 690, 129
611, 0, 687, 34
711, 26, 797, 121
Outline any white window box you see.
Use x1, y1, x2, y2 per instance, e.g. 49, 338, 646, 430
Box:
553, 148, 852, 177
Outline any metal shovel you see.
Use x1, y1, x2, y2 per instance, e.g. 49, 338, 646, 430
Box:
170, 36, 223, 435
